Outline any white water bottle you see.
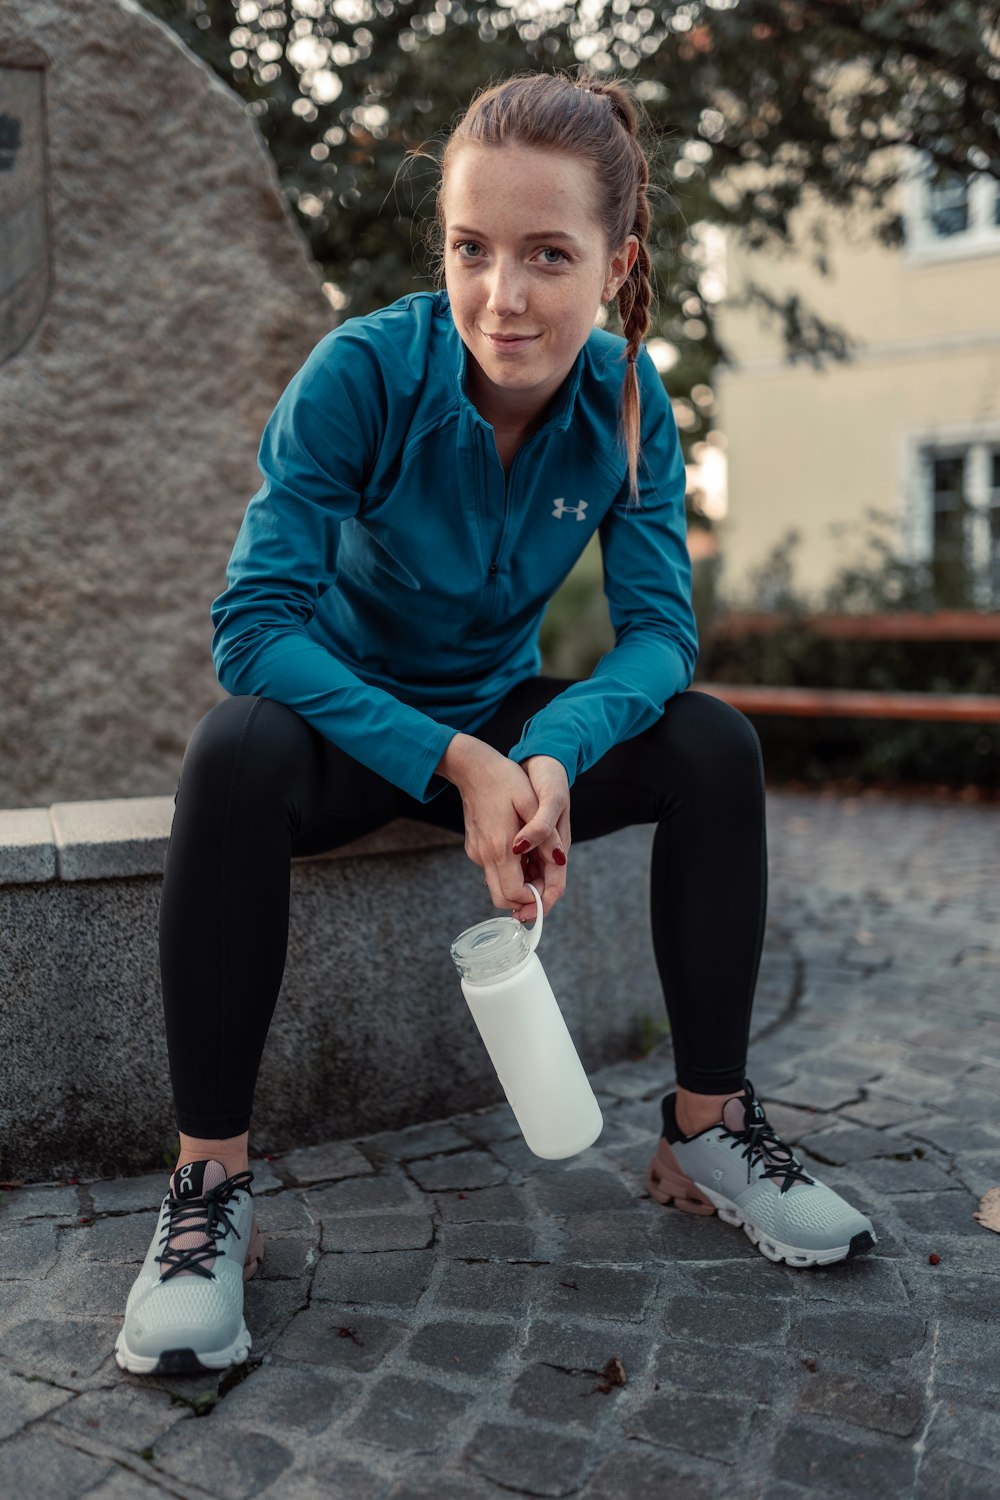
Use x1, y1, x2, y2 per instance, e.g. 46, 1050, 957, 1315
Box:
450, 885, 603, 1160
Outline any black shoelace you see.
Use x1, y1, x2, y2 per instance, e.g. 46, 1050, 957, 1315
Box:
728, 1118, 814, 1193
155, 1170, 254, 1281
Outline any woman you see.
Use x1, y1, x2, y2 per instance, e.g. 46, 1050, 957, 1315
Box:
115, 71, 875, 1378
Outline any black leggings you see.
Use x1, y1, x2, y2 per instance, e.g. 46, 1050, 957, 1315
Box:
159, 679, 768, 1138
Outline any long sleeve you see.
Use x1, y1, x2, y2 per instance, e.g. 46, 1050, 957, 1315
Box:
507, 349, 699, 783
210, 328, 459, 803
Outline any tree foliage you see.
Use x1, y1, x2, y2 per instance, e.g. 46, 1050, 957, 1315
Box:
142, 0, 1000, 453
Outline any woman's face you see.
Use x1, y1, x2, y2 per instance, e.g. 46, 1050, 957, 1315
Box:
441, 143, 637, 427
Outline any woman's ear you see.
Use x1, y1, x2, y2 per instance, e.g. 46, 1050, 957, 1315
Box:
602, 234, 639, 301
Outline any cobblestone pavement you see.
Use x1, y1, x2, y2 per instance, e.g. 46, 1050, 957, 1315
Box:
2, 788, 999, 1500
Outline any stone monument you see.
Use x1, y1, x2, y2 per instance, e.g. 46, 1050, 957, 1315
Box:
0, 0, 334, 806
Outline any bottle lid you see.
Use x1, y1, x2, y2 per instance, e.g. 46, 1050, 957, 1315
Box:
451, 915, 532, 984
451, 884, 542, 984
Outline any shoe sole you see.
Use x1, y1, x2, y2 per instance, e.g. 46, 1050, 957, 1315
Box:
646, 1139, 877, 1268
115, 1217, 264, 1376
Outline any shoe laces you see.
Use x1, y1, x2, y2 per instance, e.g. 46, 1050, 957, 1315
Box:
726, 1117, 814, 1193
155, 1169, 254, 1281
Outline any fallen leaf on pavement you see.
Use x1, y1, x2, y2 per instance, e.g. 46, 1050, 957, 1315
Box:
973, 1187, 1000, 1232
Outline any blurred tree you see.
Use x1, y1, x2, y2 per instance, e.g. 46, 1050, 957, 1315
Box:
142, 0, 1000, 457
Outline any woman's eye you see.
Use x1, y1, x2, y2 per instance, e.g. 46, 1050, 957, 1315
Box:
539, 247, 568, 265
455, 241, 483, 258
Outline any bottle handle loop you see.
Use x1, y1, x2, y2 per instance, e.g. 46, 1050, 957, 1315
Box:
524, 883, 543, 952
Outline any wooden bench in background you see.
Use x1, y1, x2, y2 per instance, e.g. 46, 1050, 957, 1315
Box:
696, 609, 1000, 723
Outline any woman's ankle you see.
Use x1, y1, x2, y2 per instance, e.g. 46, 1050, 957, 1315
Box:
674, 1087, 742, 1137
175, 1129, 250, 1179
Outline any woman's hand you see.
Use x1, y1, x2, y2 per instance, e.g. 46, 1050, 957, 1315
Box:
510, 753, 571, 922
439, 735, 544, 915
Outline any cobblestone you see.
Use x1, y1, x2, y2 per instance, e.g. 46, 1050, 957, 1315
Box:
406, 1319, 518, 1376
628, 1386, 764, 1465
311, 1249, 436, 1309
793, 1368, 926, 1436
358, 1380, 478, 1465
769, 1420, 918, 1497
405, 1150, 509, 1192
463, 1422, 596, 1497
2, 789, 998, 1498
154, 1421, 295, 1493
319, 1212, 435, 1253
279, 1138, 376, 1185
0, 1220, 61, 1281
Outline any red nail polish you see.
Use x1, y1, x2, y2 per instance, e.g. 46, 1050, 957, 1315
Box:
513, 840, 530, 854
553, 849, 567, 866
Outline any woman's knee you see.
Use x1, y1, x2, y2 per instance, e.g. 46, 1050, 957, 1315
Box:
659, 689, 765, 788
178, 695, 313, 801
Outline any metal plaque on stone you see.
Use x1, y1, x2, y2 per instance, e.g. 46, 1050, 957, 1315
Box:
0, 46, 51, 366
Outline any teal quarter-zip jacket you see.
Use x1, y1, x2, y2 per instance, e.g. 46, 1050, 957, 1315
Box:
211, 290, 698, 803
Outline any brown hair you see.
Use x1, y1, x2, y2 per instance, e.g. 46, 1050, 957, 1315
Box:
427, 71, 655, 507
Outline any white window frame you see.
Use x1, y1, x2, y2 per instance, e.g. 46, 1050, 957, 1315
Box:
899, 423, 1000, 607
900, 147, 1000, 266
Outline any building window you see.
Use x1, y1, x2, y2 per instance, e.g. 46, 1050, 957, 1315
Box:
918, 440, 1000, 607
901, 151, 1000, 263
927, 172, 970, 239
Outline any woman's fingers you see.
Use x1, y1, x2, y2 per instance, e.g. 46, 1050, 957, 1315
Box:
509, 793, 572, 922
479, 841, 537, 912
511, 757, 570, 877
509, 846, 566, 920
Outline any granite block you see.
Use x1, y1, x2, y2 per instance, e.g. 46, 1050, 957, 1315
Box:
434, 1258, 543, 1317
270, 1306, 408, 1372
534, 1263, 658, 1323
346, 1373, 474, 1451
320, 1213, 435, 1254
406, 1318, 518, 1376
0, 1220, 61, 1280
628, 1386, 762, 1464
769, 1420, 917, 1497
210, 1361, 348, 1437
463, 1421, 596, 1498
1, 823, 665, 1181
794, 1367, 925, 1437
0, 807, 55, 885
508, 1358, 625, 1432
276, 1139, 375, 1186
405, 1150, 510, 1192
0, 1431, 115, 1496
660, 1291, 790, 1348
260, 1461, 386, 1500
50, 797, 174, 881
436, 1221, 539, 1262
580, 1446, 716, 1500
311, 1249, 436, 1309
154, 1420, 295, 1495
794, 1307, 928, 1368
0, 1366, 72, 1441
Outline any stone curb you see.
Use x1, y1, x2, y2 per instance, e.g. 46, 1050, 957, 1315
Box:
0, 797, 462, 885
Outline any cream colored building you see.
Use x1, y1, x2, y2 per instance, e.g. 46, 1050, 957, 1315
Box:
711, 149, 1000, 610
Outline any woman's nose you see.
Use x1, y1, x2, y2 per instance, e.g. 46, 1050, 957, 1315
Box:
487, 261, 528, 316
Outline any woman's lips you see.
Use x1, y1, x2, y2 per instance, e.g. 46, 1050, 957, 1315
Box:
484, 332, 540, 351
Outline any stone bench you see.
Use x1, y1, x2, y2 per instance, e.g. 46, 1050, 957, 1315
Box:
0, 798, 662, 1183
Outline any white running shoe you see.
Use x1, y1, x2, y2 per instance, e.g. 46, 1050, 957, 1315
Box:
646, 1078, 877, 1267
115, 1159, 263, 1375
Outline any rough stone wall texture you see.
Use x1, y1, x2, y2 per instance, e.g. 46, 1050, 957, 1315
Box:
0, 0, 333, 807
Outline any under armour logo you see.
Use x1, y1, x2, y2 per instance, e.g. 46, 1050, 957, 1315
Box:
552, 497, 588, 521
